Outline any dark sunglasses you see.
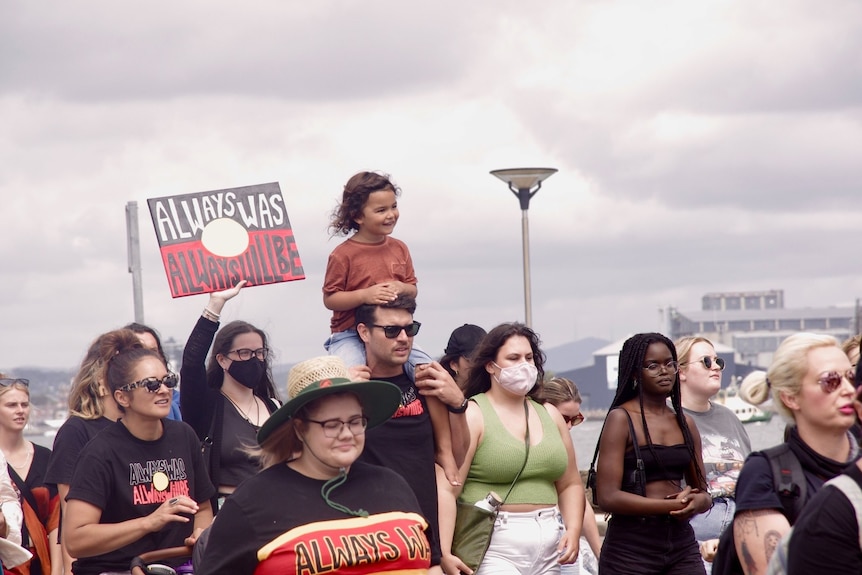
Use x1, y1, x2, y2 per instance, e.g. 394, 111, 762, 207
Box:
683, 356, 726, 371
369, 321, 421, 339
817, 370, 855, 394
120, 372, 179, 393
0, 378, 29, 388
563, 413, 585, 426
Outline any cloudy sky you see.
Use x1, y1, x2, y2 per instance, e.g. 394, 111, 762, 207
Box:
3, 0, 862, 371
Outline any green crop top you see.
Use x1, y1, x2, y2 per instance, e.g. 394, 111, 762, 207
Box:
459, 394, 568, 506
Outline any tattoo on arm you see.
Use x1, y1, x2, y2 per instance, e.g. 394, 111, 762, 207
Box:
764, 530, 781, 566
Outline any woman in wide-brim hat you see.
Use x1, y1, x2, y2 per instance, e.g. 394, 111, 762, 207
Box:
196, 356, 433, 575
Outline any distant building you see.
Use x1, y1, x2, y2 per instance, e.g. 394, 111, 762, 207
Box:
668, 289, 856, 366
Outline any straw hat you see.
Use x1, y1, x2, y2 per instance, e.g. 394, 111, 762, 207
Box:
257, 356, 401, 443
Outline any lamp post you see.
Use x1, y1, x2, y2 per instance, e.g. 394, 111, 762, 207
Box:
489, 167, 557, 327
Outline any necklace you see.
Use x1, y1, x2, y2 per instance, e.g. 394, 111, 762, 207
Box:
7, 444, 33, 471
222, 392, 260, 427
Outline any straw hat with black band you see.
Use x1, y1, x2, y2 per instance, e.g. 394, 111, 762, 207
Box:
257, 356, 401, 444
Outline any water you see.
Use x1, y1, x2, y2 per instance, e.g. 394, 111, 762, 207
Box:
571, 415, 786, 469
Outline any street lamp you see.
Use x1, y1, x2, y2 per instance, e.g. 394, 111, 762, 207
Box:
489, 167, 557, 327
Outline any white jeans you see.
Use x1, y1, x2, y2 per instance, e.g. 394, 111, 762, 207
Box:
477, 507, 564, 575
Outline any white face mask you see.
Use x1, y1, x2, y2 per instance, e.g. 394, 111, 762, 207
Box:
492, 362, 538, 395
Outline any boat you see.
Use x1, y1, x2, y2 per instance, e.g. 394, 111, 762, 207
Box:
715, 383, 773, 424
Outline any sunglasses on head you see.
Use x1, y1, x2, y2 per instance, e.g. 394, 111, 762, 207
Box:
683, 356, 726, 371
369, 321, 421, 339
119, 372, 179, 393
0, 378, 29, 388
817, 370, 855, 394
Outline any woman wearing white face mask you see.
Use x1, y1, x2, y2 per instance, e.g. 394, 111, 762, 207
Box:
438, 323, 585, 575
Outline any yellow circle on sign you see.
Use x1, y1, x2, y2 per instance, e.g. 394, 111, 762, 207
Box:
152, 471, 170, 492
201, 217, 250, 258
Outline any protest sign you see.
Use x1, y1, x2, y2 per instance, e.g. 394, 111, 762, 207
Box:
147, 182, 304, 297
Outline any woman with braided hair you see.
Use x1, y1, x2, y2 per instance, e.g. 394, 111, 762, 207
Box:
595, 332, 710, 574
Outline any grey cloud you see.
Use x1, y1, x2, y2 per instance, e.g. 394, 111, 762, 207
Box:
0, 2, 483, 101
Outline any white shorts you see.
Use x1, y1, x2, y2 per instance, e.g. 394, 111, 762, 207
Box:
477, 506, 564, 575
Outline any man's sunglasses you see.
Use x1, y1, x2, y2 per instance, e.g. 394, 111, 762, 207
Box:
119, 372, 179, 393
818, 370, 855, 394
0, 378, 29, 388
682, 356, 726, 371
369, 321, 421, 339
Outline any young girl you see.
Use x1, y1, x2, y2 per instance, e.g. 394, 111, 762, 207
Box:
63, 331, 214, 575
322, 171, 460, 484
595, 333, 710, 575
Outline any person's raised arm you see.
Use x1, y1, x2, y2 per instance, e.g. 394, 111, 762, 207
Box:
415, 362, 470, 469
181, 281, 246, 436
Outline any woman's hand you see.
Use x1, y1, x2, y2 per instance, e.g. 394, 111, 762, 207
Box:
667, 486, 709, 520
440, 552, 472, 575
143, 497, 200, 533
184, 526, 206, 547
206, 280, 248, 315
557, 528, 580, 565
700, 538, 719, 562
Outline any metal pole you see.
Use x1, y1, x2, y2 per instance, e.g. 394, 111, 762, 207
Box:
125, 201, 145, 323
521, 208, 532, 327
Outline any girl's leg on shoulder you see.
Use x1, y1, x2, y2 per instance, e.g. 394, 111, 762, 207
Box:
405, 345, 433, 381
324, 329, 367, 368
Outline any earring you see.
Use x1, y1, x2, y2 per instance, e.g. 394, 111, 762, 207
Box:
633, 380, 638, 389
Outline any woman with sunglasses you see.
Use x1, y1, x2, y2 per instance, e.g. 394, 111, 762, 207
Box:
0, 374, 61, 575
675, 337, 751, 572
197, 355, 431, 575
63, 331, 214, 575
711, 333, 860, 575
439, 322, 585, 575
538, 377, 602, 575
45, 328, 148, 573
180, 281, 280, 507
594, 333, 710, 575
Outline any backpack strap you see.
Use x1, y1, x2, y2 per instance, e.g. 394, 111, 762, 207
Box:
824, 474, 862, 550
762, 443, 806, 525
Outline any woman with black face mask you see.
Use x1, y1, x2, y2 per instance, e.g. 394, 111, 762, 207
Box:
180, 281, 280, 510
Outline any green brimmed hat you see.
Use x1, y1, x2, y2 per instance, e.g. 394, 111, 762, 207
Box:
257, 356, 401, 444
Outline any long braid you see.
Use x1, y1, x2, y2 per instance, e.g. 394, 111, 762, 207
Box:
609, 333, 707, 491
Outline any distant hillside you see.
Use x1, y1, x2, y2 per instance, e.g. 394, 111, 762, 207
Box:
543, 337, 610, 374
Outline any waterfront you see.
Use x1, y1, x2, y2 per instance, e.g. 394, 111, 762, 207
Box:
571, 414, 786, 468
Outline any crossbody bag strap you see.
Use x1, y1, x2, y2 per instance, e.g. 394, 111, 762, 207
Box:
500, 400, 532, 505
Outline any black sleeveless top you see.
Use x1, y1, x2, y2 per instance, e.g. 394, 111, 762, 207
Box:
623, 444, 690, 483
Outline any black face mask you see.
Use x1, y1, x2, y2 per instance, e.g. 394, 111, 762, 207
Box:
227, 358, 265, 389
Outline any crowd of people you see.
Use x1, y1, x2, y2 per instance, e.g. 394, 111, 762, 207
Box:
2, 170, 862, 574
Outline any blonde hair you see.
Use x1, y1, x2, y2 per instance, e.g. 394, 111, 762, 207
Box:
69, 329, 142, 419
674, 336, 714, 366
739, 332, 839, 423
841, 335, 861, 359
538, 377, 581, 406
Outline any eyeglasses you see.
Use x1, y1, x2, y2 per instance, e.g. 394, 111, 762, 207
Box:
305, 416, 368, 438
119, 372, 179, 393
682, 356, 726, 371
228, 348, 269, 361
817, 370, 855, 394
642, 361, 680, 376
563, 413, 585, 427
369, 322, 421, 339
0, 378, 29, 388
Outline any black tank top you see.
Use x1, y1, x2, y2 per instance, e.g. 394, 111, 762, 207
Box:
623, 443, 690, 483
